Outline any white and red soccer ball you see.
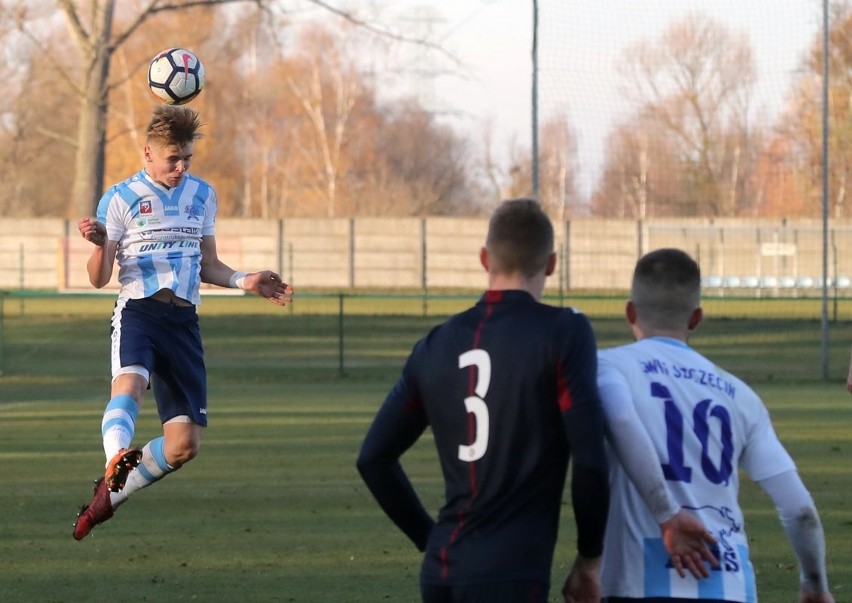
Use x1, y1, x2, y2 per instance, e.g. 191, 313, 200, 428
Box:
147, 48, 205, 105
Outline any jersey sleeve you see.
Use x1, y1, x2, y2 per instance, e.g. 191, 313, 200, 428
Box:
558, 312, 610, 558
356, 347, 435, 551
738, 396, 796, 482
201, 186, 217, 237
96, 186, 126, 242
597, 352, 679, 524
758, 470, 829, 593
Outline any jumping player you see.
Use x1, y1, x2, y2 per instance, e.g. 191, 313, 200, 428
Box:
73, 105, 293, 540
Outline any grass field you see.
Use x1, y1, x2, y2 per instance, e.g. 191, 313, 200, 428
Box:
1, 294, 851, 602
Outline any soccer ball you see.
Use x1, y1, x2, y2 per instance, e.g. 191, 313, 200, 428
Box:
147, 48, 205, 105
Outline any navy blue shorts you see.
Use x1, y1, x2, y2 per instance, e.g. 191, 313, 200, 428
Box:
421, 581, 548, 603
110, 297, 207, 426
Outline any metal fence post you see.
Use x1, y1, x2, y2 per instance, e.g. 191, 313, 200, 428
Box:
563, 220, 571, 291
421, 218, 428, 317
277, 219, 285, 279
349, 219, 356, 289
338, 293, 346, 378
0, 290, 4, 376
18, 244, 25, 316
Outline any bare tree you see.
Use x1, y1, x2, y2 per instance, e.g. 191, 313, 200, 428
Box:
283, 25, 359, 218
503, 114, 580, 221
537, 114, 579, 220
617, 12, 756, 216
49, 0, 274, 218
0, 1, 79, 216
1, 1, 475, 218
778, 2, 852, 219
372, 100, 473, 216
593, 117, 683, 219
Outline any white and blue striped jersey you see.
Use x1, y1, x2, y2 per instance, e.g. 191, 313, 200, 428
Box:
597, 337, 796, 602
97, 169, 217, 305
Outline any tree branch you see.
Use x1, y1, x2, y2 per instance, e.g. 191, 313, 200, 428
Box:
56, 0, 92, 55
111, 0, 265, 52
11, 6, 85, 97
36, 126, 79, 148
303, 0, 463, 69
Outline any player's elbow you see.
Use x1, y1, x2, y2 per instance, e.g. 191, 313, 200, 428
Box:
89, 275, 109, 288
790, 505, 821, 528
355, 448, 375, 477
356, 446, 391, 483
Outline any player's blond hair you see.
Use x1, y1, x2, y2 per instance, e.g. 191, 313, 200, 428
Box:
485, 199, 554, 277
146, 105, 203, 147
631, 248, 701, 330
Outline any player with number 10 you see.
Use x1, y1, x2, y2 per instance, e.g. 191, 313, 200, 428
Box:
568, 248, 834, 602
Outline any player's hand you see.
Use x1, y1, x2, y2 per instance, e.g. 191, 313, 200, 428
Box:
661, 509, 719, 579
244, 270, 293, 306
799, 585, 835, 603
78, 218, 106, 247
561, 555, 600, 603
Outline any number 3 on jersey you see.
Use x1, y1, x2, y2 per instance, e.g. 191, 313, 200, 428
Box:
458, 349, 490, 462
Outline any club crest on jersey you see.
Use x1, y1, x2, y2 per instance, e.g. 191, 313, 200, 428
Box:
140, 200, 153, 215
184, 202, 204, 222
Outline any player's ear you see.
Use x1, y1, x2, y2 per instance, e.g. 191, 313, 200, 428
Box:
625, 300, 637, 325
544, 252, 556, 276
688, 307, 703, 331
479, 247, 489, 271
144, 145, 153, 162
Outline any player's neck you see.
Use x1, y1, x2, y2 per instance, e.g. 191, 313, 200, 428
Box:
144, 167, 177, 190
634, 325, 689, 343
487, 272, 546, 300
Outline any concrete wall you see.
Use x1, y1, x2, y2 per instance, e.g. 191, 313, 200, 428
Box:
2, 217, 851, 294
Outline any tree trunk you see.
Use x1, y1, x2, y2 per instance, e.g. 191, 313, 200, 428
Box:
71, 79, 108, 218
67, 0, 113, 218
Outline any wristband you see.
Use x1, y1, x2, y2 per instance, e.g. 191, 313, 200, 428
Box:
229, 271, 248, 290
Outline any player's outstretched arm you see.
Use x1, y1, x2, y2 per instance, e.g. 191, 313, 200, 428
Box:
199, 235, 293, 305
239, 270, 293, 306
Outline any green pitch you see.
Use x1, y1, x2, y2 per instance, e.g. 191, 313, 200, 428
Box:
0, 298, 850, 601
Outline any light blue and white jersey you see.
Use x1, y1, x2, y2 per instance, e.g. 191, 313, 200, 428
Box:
97, 169, 217, 305
597, 337, 796, 602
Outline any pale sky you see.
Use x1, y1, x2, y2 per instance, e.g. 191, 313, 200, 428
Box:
373, 0, 822, 197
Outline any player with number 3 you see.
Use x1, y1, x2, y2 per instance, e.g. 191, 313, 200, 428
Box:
358, 199, 609, 601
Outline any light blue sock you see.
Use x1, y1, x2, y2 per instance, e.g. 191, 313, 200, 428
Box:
115, 437, 175, 505
101, 394, 139, 462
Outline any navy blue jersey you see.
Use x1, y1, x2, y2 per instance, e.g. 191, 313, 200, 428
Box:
358, 290, 609, 588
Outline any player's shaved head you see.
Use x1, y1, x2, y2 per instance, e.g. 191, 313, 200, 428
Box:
631, 248, 701, 330
486, 199, 554, 277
